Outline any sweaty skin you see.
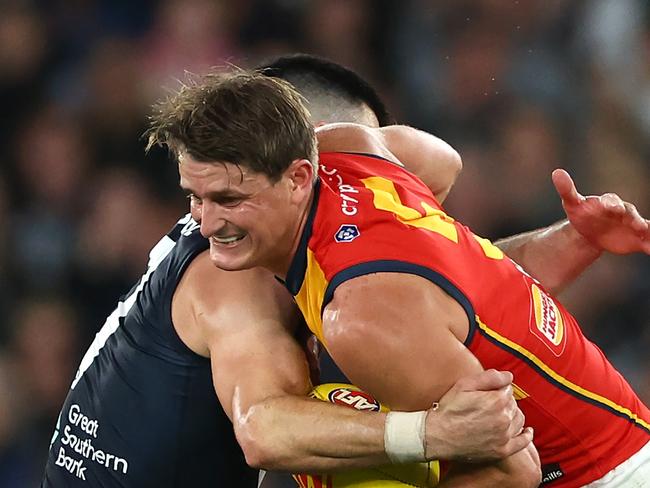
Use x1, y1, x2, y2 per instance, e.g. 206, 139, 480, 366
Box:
170, 250, 531, 473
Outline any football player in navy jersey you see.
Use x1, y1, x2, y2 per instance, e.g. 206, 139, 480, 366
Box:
43, 55, 650, 487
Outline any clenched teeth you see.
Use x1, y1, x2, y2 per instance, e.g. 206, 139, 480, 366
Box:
213, 235, 245, 244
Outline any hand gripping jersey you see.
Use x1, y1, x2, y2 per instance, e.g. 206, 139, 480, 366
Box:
283, 152, 650, 487
42, 215, 258, 487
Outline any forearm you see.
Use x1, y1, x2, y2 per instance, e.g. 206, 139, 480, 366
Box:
379, 126, 462, 203
495, 220, 602, 294
234, 395, 391, 471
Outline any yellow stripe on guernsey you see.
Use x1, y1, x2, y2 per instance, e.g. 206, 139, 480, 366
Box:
476, 317, 650, 431
361, 176, 458, 243
295, 249, 328, 343
361, 176, 504, 260
512, 383, 529, 401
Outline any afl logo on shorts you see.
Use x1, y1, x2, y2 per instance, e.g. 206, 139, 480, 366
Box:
530, 284, 566, 356
334, 224, 360, 243
328, 387, 381, 412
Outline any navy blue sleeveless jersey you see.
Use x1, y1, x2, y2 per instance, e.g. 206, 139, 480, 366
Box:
42, 214, 259, 487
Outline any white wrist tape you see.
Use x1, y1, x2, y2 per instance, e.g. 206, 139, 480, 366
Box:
384, 410, 427, 464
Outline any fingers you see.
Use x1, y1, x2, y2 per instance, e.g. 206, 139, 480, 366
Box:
600, 196, 650, 242
508, 405, 526, 439
501, 427, 534, 458
621, 202, 650, 235
552, 168, 583, 205
600, 193, 626, 215
454, 369, 513, 392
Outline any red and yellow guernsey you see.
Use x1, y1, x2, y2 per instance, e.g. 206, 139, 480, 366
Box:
284, 151, 650, 487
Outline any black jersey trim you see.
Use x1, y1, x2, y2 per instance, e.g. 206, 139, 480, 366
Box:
321, 260, 477, 345
284, 178, 321, 295
476, 319, 650, 435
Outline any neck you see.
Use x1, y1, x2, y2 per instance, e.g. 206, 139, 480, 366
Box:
267, 190, 315, 280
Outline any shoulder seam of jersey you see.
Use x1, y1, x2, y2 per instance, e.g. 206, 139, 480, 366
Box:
321, 260, 477, 345
285, 178, 321, 295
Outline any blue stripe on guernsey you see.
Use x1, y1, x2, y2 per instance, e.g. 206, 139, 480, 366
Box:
476, 318, 650, 434
321, 260, 478, 345
285, 179, 321, 295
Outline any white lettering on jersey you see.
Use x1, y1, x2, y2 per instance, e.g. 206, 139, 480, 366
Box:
320, 164, 359, 216
179, 213, 200, 236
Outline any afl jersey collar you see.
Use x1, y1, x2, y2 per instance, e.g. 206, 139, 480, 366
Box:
284, 177, 321, 295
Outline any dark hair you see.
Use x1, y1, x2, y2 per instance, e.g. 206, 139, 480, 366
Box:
146, 70, 317, 182
258, 54, 394, 126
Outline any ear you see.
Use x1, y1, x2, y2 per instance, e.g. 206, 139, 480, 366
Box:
286, 158, 316, 203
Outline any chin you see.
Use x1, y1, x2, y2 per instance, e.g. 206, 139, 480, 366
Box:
208, 248, 255, 271
212, 260, 255, 271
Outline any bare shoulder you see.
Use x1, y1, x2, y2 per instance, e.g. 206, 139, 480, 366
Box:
324, 272, 469, 339
321, 272, 477, 408
172, 252, 300, 355
180, 252, 295, 319
316, 123, 400, 164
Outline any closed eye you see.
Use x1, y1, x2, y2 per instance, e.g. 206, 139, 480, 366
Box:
217, 196, 243, 208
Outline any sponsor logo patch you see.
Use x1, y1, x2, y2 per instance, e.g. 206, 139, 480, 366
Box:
530, 284, 566, 356
334, 224, 360, 243
328, 388, 381, 411
541, 463, 565, 485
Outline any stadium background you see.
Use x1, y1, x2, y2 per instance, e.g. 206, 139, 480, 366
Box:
0, 0, 649, 485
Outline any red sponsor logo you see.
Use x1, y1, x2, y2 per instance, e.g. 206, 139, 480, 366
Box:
530, 284, 566, 356
328, 388, 381, 411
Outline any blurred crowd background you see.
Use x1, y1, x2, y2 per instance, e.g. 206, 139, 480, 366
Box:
0, 0, 649, 485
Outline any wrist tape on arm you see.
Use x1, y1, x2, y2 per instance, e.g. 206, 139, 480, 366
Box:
384, 410, 428, 463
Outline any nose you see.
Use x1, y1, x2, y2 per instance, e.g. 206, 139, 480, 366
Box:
198, 201, 226, 238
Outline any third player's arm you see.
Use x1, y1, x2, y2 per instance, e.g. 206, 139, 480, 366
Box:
494, 169, 649, 294
494, 220, 601, 294
322, 272, 541, 487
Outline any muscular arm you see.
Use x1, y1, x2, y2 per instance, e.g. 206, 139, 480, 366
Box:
173, 253, 389, 471
323, 273, 540, 487
495, 169, 649, 294
494, 220, 601, 294
172, 253, 529, 472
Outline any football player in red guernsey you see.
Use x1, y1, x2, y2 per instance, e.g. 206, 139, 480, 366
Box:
149, 70, 650, 487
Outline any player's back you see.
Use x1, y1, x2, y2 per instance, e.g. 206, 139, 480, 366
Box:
42, 214, 258, 487
290, 151, 650, 487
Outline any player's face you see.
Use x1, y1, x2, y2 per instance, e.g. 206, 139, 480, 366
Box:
178, 153, 313, 273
